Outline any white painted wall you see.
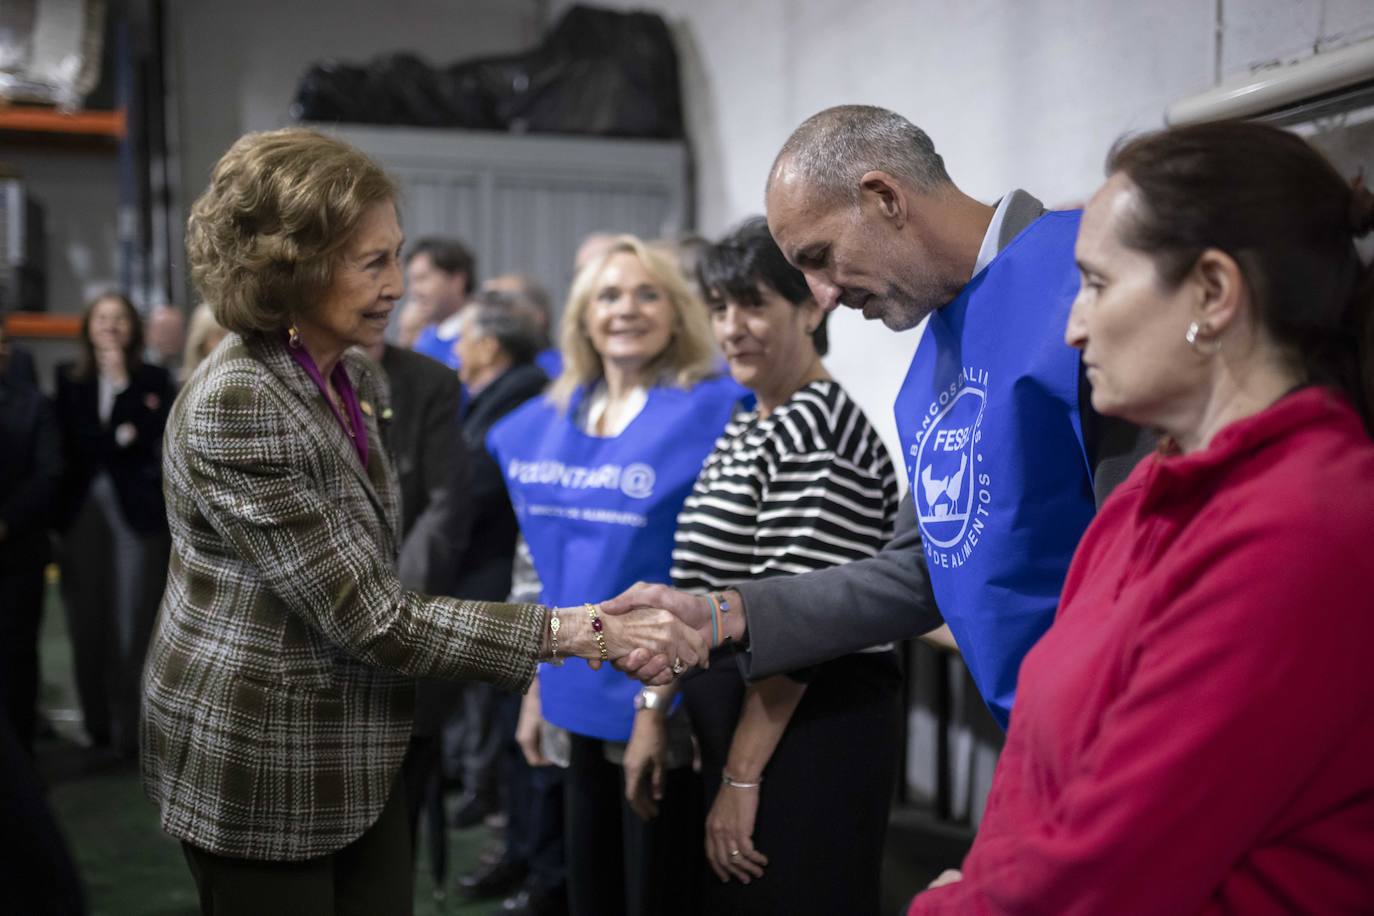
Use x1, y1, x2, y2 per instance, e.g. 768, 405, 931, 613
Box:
550, 0, 1374, 470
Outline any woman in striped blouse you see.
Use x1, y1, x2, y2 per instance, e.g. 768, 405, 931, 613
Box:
623, 217, 904, 915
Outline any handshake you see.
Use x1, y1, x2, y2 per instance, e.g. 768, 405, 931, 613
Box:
548, 584, 747, 685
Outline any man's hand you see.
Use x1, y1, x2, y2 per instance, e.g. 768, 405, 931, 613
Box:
600, 583, 748, 682
557, 602, 709, 685
604, 606, 708, 685
601, 581, 712, 628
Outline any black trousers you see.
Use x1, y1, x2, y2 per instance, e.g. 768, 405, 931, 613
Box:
564, 733, 702, 916
58, 481, 168, 754
440, 681, 503, 795
181, 774, 411, 916
684, 651, 904, 916
499, 691, 565, 890
400, 734, 447, 887
0, 712, 84, 915
0, 560, 47, 753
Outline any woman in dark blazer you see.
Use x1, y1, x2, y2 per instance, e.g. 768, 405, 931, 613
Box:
54, 292, 174, 757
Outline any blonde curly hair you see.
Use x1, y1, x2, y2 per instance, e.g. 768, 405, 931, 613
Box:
186, 128, 398, 334
549, 235, 719, 408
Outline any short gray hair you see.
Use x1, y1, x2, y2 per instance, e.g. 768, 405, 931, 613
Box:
463, 296, 543, 365
770, 105, 952, 203
482, 275, 553, 344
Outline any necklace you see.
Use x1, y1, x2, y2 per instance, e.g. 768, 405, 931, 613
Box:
331, 391, 355, 438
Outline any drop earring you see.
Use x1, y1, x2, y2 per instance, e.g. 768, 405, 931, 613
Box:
288, 324, 302, 349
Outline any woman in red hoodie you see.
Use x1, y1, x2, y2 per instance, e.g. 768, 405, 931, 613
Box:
913, 121, 1374, 914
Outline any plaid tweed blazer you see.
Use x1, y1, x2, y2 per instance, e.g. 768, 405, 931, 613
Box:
141, 332, 543, 861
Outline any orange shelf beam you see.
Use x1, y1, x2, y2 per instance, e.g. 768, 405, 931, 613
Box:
5, 312, 82, 338
0, 106, 125, 139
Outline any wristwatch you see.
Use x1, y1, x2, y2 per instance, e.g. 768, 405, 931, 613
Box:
634, 689, 667, 713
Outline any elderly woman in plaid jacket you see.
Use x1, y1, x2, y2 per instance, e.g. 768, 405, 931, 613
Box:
140, 128, 706, 915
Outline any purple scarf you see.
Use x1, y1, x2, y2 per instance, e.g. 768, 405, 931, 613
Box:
288, 341, 369, 468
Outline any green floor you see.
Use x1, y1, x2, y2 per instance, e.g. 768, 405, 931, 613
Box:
35, 578, 505, 916
35, 577, 950, 915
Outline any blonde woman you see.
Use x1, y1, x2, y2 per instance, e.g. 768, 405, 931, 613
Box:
490, 236, 745, 916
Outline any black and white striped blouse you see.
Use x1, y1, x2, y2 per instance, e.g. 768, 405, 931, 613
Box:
671, 379, 899, 602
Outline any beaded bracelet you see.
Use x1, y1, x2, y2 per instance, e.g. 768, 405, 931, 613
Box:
706, 593, 721, 649
706, 592, 733, 649
584, 603, 609, 661
722, 770, 762, 789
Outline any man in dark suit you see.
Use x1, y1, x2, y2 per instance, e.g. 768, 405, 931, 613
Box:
0, 713, 85, 913
2, 339, 38, 388
0, 322, 62, 753
368, 342, 470, 595
365, 337, 471, 893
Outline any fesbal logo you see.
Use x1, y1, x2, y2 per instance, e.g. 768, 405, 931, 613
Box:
506, 459, 656, 500
911, 366, 991, 568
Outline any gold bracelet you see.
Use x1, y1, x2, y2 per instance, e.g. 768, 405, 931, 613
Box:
547, 610, 564, 666
584, 602, 609, 661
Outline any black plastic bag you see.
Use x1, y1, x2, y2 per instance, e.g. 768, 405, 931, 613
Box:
290, 5, 684, 140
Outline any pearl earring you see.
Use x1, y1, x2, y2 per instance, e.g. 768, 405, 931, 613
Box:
1185, 320, 1220, 355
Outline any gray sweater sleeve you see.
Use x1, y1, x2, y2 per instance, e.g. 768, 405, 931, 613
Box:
736, 375, 1155, 682
735, 494, 941, 679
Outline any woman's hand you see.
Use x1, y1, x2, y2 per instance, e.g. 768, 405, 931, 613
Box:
600, 584, 747, 682
558, 604, 708, 684
605, 605, 708, 676
623, 708, 667, 821
516, 682, 550, 767
706, 780, 768, 884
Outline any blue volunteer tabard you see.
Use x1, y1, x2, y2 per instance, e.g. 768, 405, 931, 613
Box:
893, 210, 1096, 729
488, 374, 744, 741
413, 324, 461, 370
535, 348, 564, 380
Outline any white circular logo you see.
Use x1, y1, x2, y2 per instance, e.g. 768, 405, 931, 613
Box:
620, 463, 656, 499
915, 387, 986, 549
